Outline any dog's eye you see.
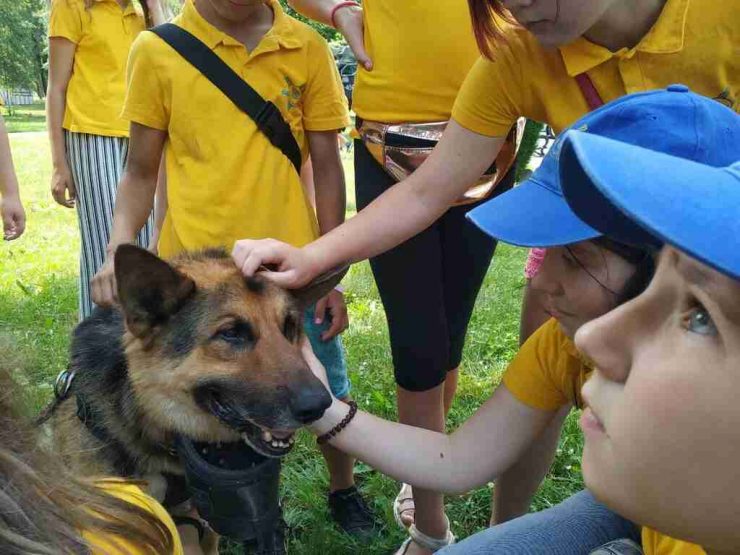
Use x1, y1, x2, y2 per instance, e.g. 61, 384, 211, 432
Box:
214, 321, 255, 347
283, 313, 300, 342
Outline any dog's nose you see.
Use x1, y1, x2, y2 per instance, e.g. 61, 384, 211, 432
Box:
290, 386, 332, 424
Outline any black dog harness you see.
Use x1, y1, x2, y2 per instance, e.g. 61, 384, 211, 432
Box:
52, 368, 191, 507
46, 368, 286, 553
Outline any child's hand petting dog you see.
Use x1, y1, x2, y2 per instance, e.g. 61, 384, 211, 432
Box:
232, 238, 321, 289
91, 256, 118, 307
314, 288, 349, 341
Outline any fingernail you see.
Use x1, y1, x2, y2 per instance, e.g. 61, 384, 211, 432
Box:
315, 318, 321, 324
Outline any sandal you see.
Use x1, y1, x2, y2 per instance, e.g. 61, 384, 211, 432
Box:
393, 483, 415, 530
394, 519, 455, 555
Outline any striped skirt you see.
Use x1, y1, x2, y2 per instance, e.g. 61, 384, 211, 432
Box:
64, 131, 153, 321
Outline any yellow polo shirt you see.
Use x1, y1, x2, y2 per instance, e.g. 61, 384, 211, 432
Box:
503, 318, 592, 411
352, 0, 481, 123
453, 0, 739, 137
123, 0, 349, 258
83, 480, 183, 554
642, 529, 706, 555
49, 0, 145, 137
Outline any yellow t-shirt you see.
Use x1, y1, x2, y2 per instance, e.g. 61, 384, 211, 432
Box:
453, 0, 739, 137
352, 0, 481, 123
122, 0, 349, 258
503, 318, 592, 411
642, 528, 706, 555
49, 0, 145, 137
83, 480, 184, 554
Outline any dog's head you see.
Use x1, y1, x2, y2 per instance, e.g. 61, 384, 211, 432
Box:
114, 245, 342, 458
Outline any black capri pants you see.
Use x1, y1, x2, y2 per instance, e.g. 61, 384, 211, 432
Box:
355, 139, 515, 392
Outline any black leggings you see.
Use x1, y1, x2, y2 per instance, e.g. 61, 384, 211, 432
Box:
354, 140, 515, 392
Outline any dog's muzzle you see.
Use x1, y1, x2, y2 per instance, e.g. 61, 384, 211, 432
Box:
175, 435, 285, 553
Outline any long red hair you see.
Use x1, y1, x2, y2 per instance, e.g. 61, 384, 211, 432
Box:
467, 0, 519, 59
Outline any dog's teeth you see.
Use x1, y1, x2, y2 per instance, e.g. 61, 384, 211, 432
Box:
288, 437, 295, 445
262, 430, 273, 442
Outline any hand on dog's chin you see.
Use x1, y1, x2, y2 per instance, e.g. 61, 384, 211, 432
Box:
307, 397, 347, 437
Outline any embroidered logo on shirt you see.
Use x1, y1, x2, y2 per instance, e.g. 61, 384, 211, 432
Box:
280, 75, 304, 112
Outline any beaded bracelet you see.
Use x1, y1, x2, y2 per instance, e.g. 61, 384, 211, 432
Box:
316, 400, 358, 445
330, 1, 359, 28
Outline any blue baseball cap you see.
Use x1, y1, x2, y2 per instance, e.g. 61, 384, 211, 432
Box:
467, 85, 740, 249
560, 132, 740, 279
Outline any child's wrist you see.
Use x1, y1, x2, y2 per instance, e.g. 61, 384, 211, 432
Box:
303, 243, 329, 283
330, 1, 359, 28
308, 398, 346, 435
0, 188, 20, 200
106, 238, 133, 258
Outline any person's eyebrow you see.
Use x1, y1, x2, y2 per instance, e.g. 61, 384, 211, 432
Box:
568, 242, 601, 264
675, 253, 740, 323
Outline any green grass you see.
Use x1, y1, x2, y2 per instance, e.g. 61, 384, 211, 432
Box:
1, 129, 583, 553
2, 102, 48, 133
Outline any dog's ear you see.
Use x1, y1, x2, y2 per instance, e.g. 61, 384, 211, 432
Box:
115, 245, 196, 338
291, 265, 349, 309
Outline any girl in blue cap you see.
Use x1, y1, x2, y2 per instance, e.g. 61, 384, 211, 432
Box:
559, 123, 740, 555
298, 89, 740, 553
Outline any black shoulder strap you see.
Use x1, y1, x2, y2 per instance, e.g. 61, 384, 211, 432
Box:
150, 23, 302, 174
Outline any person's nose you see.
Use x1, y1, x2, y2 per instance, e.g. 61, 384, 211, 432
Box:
575, 301, 638, 384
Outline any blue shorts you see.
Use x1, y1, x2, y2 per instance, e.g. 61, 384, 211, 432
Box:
304, 306, 351, 399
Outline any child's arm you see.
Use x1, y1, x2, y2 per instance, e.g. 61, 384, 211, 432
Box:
287, 0, 370, 70
148, 158, 168, 254
307, 130, 348, 340
302, 340, 557, 494
91, 123, 166, 306
0, 114, 25, 240
307, 130, 345, 235
47, 37, 77, 208
144, 0, 168, 27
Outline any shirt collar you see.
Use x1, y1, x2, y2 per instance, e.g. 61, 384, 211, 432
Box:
95, 0, 140, 17
559, 0, 690, 77
180, 0, 302, 53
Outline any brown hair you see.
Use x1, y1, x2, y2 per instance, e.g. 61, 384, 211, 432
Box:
467, 0, 519, 59
0, 348, 174, 554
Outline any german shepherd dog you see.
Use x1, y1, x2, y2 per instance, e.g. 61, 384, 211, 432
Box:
49, 244, 336, 499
